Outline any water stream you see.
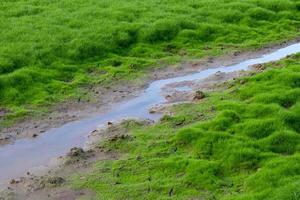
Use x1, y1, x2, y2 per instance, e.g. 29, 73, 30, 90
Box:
1, 42, 300, 186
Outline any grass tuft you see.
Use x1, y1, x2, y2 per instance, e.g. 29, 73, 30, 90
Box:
1, 0, 300, 125
70, 53, 300, 199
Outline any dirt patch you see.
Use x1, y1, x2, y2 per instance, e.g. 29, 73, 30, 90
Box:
0, 38, 299, 145
0, 82, 143, 145
0, 45, 288, 199
158, 70, 250, 104
0, 38, 299, 198
0, 120, 153, 200
0, 66, 258, 198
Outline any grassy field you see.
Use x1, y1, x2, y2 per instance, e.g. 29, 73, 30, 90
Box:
1, 0, 300, 124
71, 54, 300, 199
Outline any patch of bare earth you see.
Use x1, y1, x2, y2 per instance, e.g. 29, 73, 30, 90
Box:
0, 38, 298, 199
0, 66, 259, 199
1, 38, 299, 145
1, 120, 153, 200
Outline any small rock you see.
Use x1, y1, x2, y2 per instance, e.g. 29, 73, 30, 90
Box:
9, 179, 15, 184
149, 109, 156, 114
108, 121, 113, 126
193, 91, 206, 100
68, 147, 84, 157
32, 134, 38, 138
165, 95, 172, 100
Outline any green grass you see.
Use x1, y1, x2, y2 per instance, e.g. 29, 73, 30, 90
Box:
71, 54, 300, 199
1, 0, 300, 126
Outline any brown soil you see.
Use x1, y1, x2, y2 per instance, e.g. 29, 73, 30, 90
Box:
1, 38, 300, 146
1, 38, 299, 146
0, 120, 151, 200
0, 67, 259, 199
0, 37, 296, 199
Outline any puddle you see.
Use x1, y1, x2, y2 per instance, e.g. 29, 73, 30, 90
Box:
1, 42, 300, 187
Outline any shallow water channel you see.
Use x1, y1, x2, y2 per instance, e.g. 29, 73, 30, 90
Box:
1, 42, 300, 186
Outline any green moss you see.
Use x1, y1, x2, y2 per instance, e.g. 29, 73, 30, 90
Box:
70, 54, 300, 199
247, 7, 275, 20
1, 0, 300, 126
260, 130, 300, 155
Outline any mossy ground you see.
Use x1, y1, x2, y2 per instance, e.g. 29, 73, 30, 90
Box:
1, 0, 300, 125
71, 54, 300, 199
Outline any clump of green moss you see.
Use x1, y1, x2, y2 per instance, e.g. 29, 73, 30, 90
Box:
71, 54, 300, 199
1, 0, 300, 125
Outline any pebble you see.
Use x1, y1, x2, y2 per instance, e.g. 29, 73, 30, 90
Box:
108, 121, 113, 126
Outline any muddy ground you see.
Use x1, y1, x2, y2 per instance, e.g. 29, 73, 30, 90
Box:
0, 38, 299, 145
0, 120, 151, 200
0, 66, 261, 200
0, 38, 299, 199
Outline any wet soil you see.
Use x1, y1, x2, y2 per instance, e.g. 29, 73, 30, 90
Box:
0, 68, 257, 200
1, 38, 299, 145
1, 38, 300, 199
0, 120, 147, 200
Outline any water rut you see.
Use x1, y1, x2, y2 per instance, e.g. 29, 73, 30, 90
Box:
1, 42, 300, 187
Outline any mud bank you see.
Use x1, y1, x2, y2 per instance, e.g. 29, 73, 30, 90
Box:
1, 38, 300, 145
1, 40, 300, 193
